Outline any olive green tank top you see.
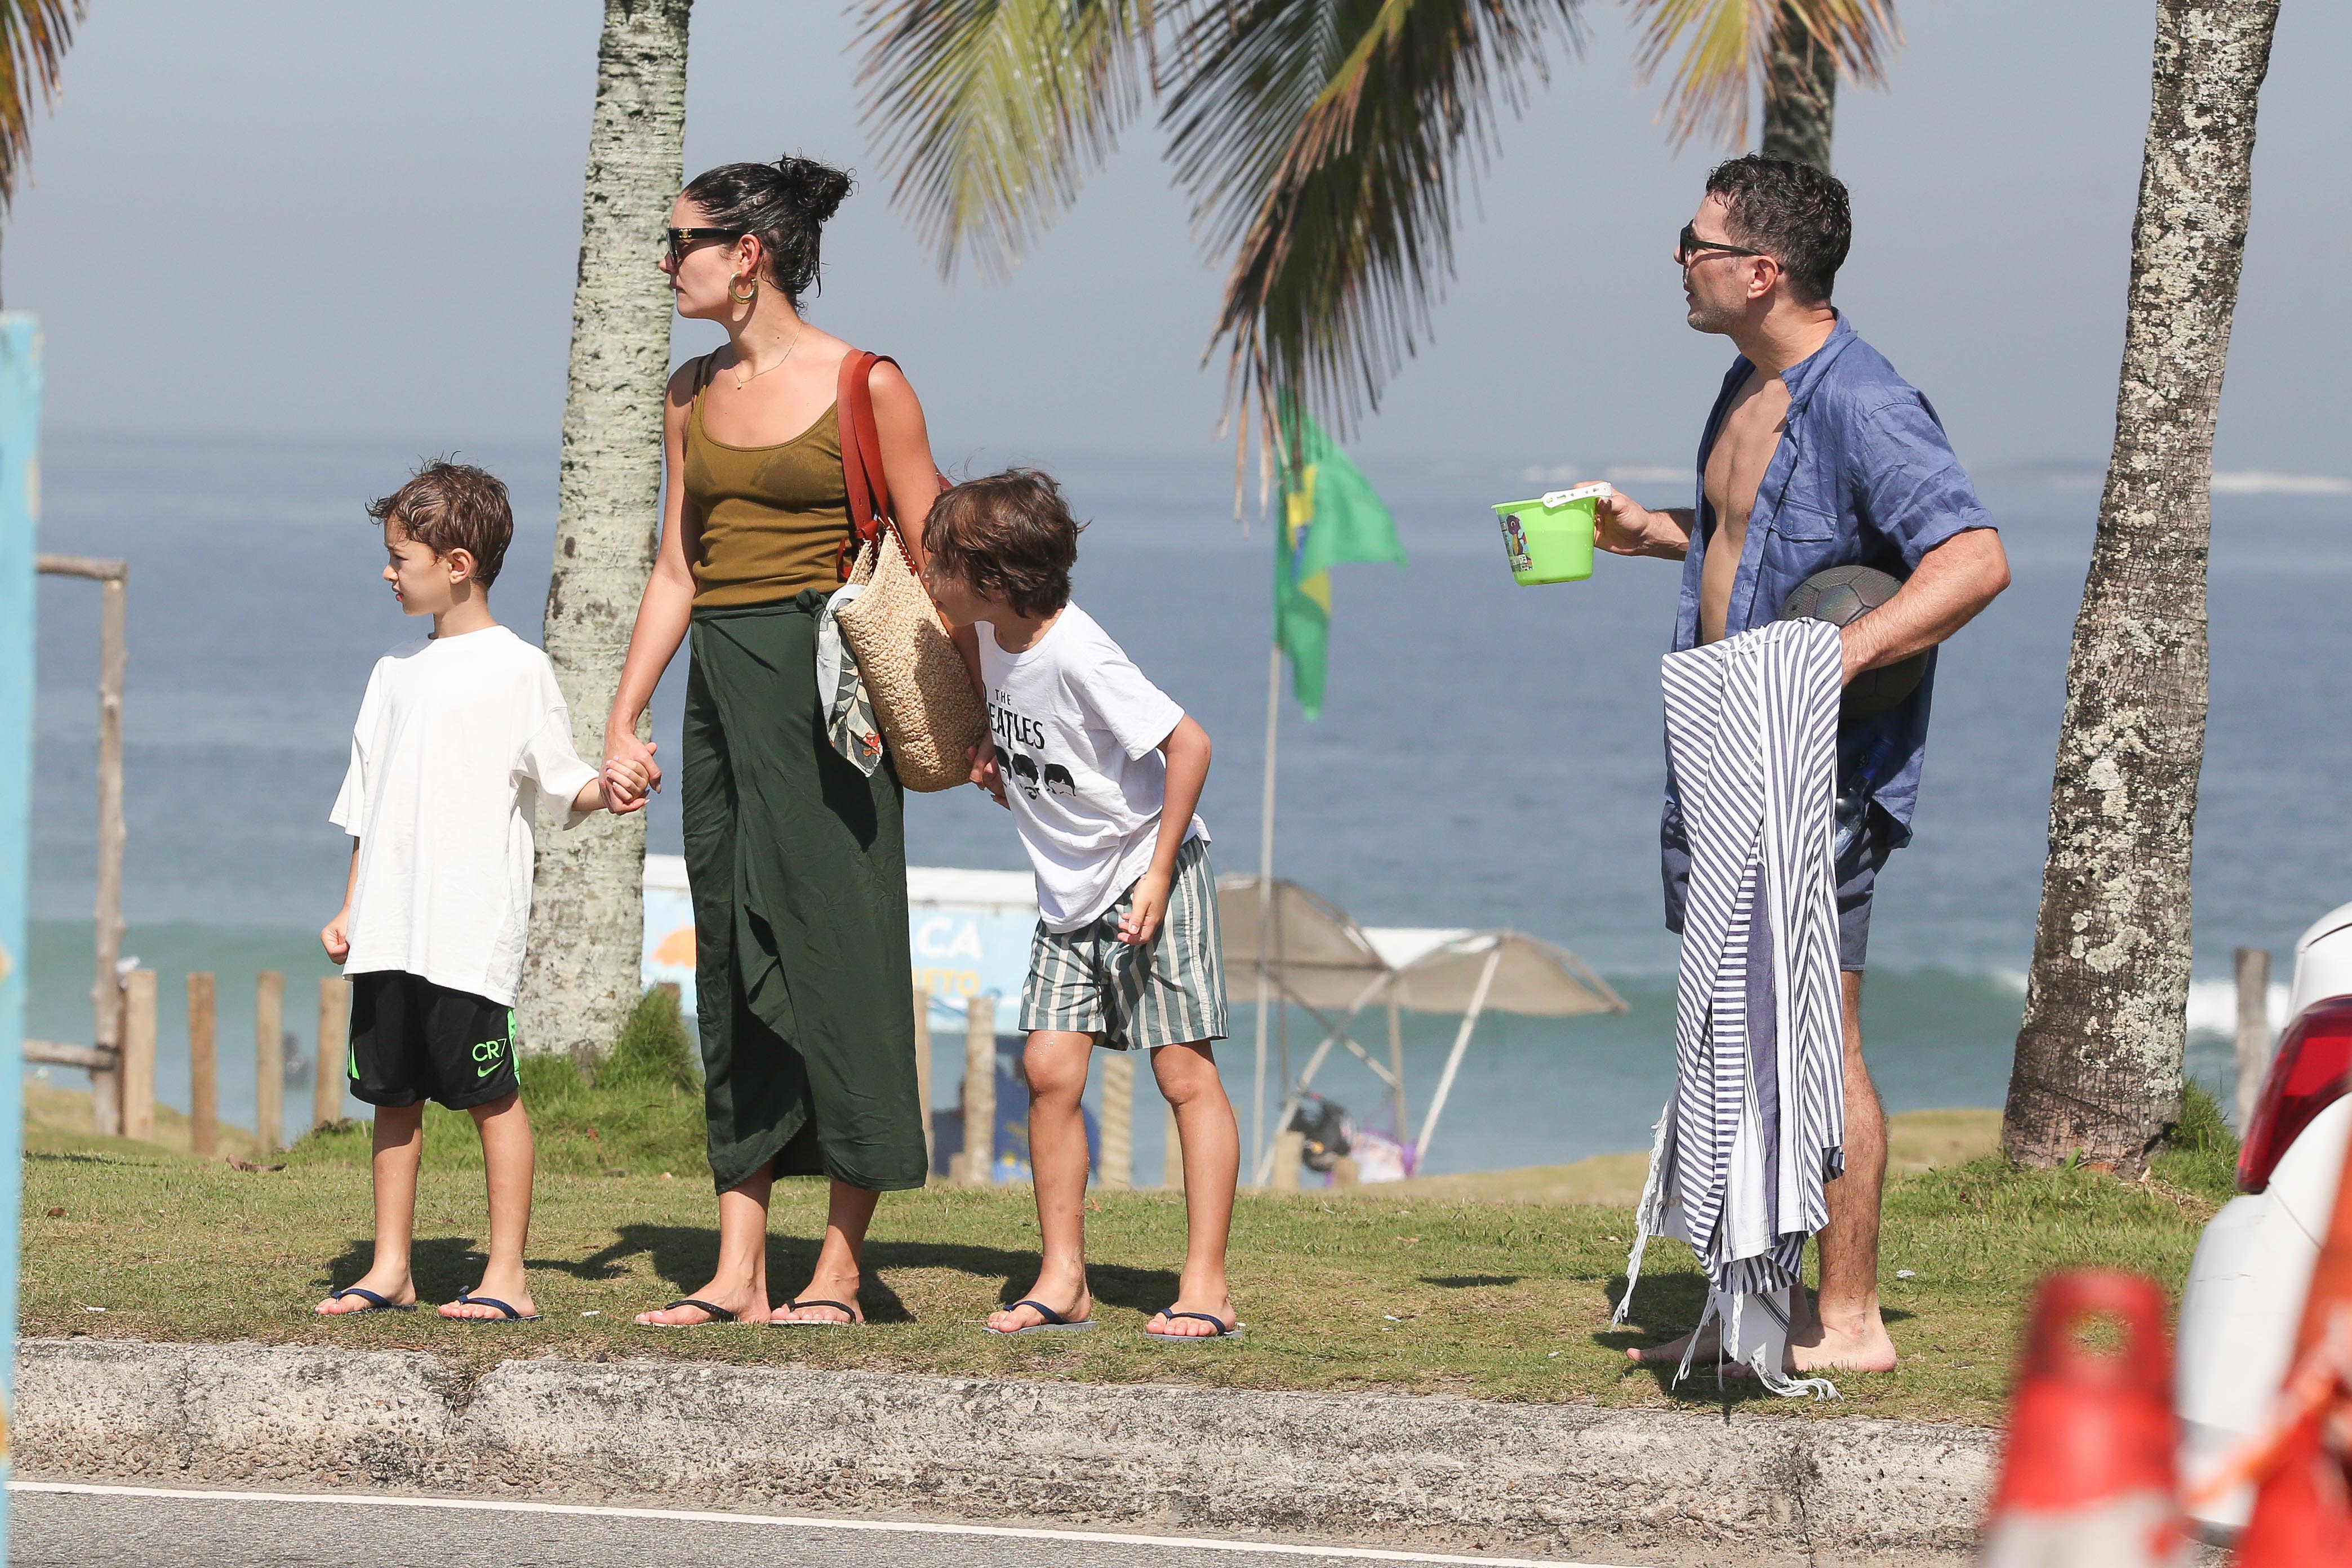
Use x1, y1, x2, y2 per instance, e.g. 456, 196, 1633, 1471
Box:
683, 363, 854, 608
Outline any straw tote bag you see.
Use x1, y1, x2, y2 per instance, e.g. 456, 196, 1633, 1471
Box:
832, 350, 987, 791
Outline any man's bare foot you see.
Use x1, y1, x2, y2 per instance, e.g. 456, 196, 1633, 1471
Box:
315, 1272, 415, 1315
1788, 1314, 1898, 1374
1145, 1292, 1238, 1338
986, 1279, 1092, 1334
441, 1271, 537, 1321
634, 1280, 769, 1326
773, 1269, 862, 1324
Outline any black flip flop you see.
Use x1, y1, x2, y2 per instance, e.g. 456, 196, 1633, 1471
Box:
444, 1290, 543, 1324
985, 1298, 1097, 1337
771, 1297, 862, 1327
641, 1297, 737, 1327
323, 1286, 415, 1315
1145, 1307, 1243, 1341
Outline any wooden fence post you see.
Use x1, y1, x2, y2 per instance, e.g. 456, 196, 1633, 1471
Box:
1097, 1051, 1133, 1190
88, 569, 127, 1138
255, 970, 284, 1155
120, 968, 155, 1142
1162, 1104, 1184, 1191
912, 982, 933, 1181
188, 972, 217, 1158
315, 976, 349, 1129
1270, 1128, 1305, 1192
2234, 946, 2275, 1130
958, 994, 995, 1186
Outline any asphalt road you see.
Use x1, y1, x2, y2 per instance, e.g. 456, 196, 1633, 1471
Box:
9, 1484, 1631, 1568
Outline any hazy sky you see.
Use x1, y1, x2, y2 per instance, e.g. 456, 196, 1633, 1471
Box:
10, 0, 2347, 476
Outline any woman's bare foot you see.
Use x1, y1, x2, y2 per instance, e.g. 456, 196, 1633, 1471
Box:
1145, 1282, 1238, 1337
634, 1279, 770, 1326
315, 1271, 415, 1315
1628, 1322, 1722, 1365
440, 1266, 537, 1321
986, 1276, 1092, 1334
773, 1268, 862, 1324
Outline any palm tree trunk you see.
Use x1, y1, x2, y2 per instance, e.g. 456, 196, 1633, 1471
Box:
1758, 1, 1836, 170
517, 0, 692, 1064
2002, 0, 2279, 1172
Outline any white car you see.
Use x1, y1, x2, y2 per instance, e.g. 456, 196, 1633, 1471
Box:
2174, 901, 2352, 1538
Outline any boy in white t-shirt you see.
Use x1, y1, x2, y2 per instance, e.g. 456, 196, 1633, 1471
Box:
921, 469, 1242, 1340
313, 461, 641, 1324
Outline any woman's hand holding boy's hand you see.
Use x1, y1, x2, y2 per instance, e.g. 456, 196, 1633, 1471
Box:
966, 740, 1008, 810
1118, 870, 1171, 947
602, 727, 660, 814
321, 910, 351, 963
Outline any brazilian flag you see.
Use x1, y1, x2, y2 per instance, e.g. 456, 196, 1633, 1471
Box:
1274, 404, 1406, 719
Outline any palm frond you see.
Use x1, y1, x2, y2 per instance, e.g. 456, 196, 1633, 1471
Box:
0, 0, 81, 206
856, 0, 1157, 277
1163, 0, 1584, 458
1623, 0, 1897, 152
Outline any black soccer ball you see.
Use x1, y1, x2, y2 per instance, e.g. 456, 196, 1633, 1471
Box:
1777, 564, 1926, 720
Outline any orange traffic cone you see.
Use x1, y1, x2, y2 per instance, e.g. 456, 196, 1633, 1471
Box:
2234, 1125, 2352, 1566
1980, 1270, 2190, 1567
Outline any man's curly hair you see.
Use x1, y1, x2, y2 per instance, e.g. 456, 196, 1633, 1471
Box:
1706, 154, 1852, 304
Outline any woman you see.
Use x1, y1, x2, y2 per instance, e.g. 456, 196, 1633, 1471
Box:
604, 155, 943, 1327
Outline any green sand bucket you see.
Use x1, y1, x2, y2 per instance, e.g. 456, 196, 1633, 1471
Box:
1492, 482, 1610, 585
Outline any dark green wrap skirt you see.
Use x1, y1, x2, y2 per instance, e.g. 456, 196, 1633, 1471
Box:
682, 592, 927, 1195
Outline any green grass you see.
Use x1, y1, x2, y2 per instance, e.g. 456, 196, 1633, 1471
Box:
21, 1079, 2238, 1426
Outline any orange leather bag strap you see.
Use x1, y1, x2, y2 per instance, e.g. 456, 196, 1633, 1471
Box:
837, 350, 897, 553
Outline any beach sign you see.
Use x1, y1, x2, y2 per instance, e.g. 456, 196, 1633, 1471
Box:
643, 858, 1038, 1033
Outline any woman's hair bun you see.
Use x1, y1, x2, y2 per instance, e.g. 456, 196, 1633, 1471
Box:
773, 155, 851, 226
680, 153, 855, 305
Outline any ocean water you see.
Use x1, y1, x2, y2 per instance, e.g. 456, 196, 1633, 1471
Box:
25, 432, 2352, 1166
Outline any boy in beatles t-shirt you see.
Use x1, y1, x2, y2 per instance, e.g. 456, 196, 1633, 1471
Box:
314, 461, 642, 1324
921, 468, 1242, 1340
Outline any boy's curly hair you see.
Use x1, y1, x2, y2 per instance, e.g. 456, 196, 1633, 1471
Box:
367, 458, 514, 588
923, 468, 1083, 618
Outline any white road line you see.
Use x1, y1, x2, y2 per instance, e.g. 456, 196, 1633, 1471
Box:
12, 1481, 1630, 1567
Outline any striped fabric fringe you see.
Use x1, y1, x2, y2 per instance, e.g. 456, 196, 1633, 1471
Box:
1614, 619, 1847, 1401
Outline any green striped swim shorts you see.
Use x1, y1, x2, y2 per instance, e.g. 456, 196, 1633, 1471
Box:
1020, 836, 1229, 1050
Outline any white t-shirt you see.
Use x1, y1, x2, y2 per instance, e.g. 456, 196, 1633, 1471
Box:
979, 604, 1208, 932
328, 625, 600, 1005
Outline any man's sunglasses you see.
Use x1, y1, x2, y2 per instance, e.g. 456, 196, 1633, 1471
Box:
1677, 224, 1766, 265
665, 226, 739, 264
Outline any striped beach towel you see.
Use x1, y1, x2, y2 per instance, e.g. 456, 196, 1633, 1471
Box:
1615, 618, 1847, 1400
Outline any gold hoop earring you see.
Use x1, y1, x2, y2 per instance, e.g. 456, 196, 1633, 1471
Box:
728, 273, 758, 304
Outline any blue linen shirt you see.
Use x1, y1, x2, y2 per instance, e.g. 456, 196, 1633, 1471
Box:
1667, 314, 1994, 852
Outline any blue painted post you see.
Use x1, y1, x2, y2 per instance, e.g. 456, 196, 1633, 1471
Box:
0, 314, 43, 1549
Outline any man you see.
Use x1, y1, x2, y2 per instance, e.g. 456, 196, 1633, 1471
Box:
1595, 155, 2009, 1375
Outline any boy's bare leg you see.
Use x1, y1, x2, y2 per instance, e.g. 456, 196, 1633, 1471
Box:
1789, 970, 1897, 1371
316, 1103, 424, 1313
1633, 970, 1897, 1371
989, 1031, 1096, 1332
1144, 1040, 1239, 1337
775, 1180, 881, 1324
636, 1163, 774, 1324
443, 1092, 537, 1320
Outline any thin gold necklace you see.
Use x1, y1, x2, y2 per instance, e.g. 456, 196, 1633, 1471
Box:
733, 329, 802, 391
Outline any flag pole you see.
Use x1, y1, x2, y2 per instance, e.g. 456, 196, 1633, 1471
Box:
1252, 642, 1280, 1184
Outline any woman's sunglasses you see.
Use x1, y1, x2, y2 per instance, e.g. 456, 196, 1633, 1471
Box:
1676, 224, 1766, 266
665, 227, 739, 265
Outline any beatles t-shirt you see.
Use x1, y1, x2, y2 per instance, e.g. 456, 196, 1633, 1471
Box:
978, 604, 1208, 932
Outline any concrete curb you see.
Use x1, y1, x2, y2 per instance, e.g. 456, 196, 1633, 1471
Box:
16, 1339, 1994, 1565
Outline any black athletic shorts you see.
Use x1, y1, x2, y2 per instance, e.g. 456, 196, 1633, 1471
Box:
347, 971, 521, 1111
